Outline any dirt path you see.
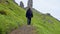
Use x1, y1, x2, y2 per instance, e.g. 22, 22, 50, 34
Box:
10, 25, 37, 34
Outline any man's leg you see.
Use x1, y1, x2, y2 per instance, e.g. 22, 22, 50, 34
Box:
27, 18, 31, 25
29, 18, 31, 25
27, 18, 29, 25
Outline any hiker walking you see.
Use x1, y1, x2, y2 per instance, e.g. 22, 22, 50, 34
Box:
26, 8, 33, 25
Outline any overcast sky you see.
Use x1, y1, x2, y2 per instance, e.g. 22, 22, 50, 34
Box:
15, 0, 60, 20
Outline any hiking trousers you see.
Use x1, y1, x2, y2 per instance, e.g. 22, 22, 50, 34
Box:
27, 18, 31, 25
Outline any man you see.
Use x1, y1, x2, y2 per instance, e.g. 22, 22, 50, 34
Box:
26, 8, 33, 25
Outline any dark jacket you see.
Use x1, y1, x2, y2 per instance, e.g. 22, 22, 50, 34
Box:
26, 8, 33, 18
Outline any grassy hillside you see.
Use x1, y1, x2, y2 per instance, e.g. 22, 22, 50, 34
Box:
0, 0, 60, 34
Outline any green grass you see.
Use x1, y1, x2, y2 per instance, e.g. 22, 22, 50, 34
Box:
0, 0, 60, 34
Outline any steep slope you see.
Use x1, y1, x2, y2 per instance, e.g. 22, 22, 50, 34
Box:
0, 0, 60, 34
0, 0, 26, 34
32, 8, 60, 34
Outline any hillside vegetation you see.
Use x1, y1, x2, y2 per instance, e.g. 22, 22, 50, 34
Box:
0, 0, 60, 34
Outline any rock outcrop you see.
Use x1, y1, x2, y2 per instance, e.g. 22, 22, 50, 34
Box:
20, 1, 24, 8
27, 0, 33, 8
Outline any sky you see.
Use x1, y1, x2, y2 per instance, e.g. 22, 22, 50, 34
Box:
15, 0, 60, 20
